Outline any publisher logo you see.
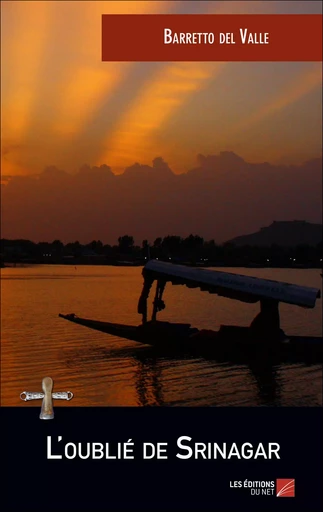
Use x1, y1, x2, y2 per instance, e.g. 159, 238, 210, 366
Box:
276, 479, 295, 497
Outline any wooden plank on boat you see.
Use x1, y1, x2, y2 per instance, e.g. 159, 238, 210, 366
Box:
143, 261, 321, 308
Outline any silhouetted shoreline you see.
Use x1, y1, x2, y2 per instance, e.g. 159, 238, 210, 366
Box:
2, 262, 322, 270
1, 229, 322, 269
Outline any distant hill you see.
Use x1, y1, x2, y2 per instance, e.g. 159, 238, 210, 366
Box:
226, 221, 322, 247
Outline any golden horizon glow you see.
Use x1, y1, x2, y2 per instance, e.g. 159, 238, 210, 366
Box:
1, 1, 322, 177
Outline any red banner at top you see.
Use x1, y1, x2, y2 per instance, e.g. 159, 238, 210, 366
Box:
102, 14, 322, 62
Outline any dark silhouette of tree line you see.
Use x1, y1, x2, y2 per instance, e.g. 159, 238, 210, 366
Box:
1, 235, 322, 268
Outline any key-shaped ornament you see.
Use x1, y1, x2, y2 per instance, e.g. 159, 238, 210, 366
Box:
20, 377, 73, 419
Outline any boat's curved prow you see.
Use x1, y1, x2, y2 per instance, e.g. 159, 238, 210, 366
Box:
58, 313, 322, 363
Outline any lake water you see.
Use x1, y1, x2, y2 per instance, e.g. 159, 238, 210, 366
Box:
1, 265, 322, 407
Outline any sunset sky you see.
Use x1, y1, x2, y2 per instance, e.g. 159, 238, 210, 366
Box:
1, 0, 322, 178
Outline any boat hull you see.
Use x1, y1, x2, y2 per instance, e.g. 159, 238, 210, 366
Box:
58, 314, 323, 363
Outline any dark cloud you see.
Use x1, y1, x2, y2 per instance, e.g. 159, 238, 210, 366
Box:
1, 153, 321, 244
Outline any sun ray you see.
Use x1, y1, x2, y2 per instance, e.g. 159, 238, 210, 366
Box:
1, 1, 53, 141
98, 61, 225, 167
1, 0, 321, 176
49, 2, 174, 138
2, 1, 178, 173
97, 0, 278, 168
51, 66, 126, 137
234, 63, 322, 131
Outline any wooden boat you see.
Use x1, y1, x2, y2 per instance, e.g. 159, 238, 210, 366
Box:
59, 261, 322, 362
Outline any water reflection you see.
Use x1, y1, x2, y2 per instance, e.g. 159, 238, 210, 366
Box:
134, 352, 165, 406
136, 351, 282, 407
95, 343, 286, 407
248, 360, 281, 406
2, 265, 322, 406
